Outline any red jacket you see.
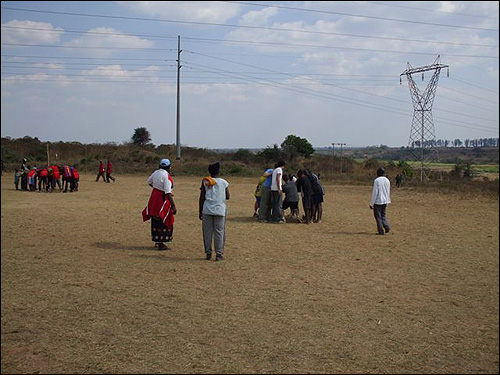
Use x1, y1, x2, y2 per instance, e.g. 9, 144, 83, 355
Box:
51, 165, 60, 179
142, 188, 174, 230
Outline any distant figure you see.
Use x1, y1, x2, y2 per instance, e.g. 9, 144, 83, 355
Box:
51, 164, 62, 192
296, 169, 314, 224
14, 169, 20, 190
258, 168, 274, 223
282, 174, 300, 221
72, 167, 80, 192
1, 159, 5, 176
62, 164, 72, 192
395, 173, 404, 188
199, 162, 230, 261
370, 167, 391, 235
38, 167, 48, 192
143, 159, 177, 250
270, 160, 286, 223
308, 170, 325, 223
106, 160, 115, 183
20, 158, 29, 190
253, 173, 267, 218
96, 160, 106, 182
28, 167, 37, 191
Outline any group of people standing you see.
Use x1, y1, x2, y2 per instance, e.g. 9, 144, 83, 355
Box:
142, 159, 229, 261
141, 158, 392, 261
15, 158, 79, 193
254, 161, 325, 225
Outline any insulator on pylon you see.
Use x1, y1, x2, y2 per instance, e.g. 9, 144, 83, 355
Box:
447, 68, 449, 77
400, 77, 402, 85
422, 73, 424, 81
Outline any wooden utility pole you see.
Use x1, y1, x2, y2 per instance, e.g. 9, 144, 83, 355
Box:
176, 35, 182, 161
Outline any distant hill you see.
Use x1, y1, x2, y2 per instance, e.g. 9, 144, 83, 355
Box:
315, 146, 499, 164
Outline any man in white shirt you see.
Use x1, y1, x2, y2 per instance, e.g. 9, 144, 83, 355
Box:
370, 167, 391, 235
270, 160, 286, 223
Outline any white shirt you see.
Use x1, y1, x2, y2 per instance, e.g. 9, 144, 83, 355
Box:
147, 169, 172, 194
271, 167, 283, 191
203, 178, 229, 216
371, 176, 391, 206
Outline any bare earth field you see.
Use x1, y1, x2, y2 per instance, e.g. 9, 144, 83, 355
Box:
1, 174, 498, 374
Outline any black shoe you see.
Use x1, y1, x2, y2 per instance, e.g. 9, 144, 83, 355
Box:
205, 253, 212, 261
157, 243, 169, 250
385, 227, 390, 233
215, 254, 224, 261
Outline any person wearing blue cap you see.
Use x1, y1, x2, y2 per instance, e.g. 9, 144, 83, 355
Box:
142, 158, 177, 250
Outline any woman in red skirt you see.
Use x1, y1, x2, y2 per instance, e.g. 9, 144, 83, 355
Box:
142, 159, 177, 250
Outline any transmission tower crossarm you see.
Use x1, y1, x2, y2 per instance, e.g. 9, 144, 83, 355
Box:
400, 62, 449, 76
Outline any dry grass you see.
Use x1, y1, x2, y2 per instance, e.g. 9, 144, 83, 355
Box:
1, 174, 499, 374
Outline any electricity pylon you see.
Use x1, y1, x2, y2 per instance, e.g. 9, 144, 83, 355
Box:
400, 55, 449, 182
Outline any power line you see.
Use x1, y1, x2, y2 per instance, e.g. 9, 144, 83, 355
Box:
2, 5, 498, 43
440, 86, 499, 105
1, 43, 176, 52
183, 52, 498, 133
366, 1, 499, 19
186, 50, 498, 129
3, 22, 499, 48
449, 77, 499, 95
181, 36, 499, 60
4, 40, 497, 60
220, 1, 499, 32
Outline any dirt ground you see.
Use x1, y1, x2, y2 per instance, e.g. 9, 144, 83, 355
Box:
1, 174, 498, 374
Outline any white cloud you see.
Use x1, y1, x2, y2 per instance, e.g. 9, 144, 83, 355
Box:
1, 20, 63, 44
117, 1, 241, 23
64, 27, 155, 58
488, 67, 499, 80
239, 7, 278, 27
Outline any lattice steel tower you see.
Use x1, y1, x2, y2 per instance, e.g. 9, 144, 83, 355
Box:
400, 55, 449, 182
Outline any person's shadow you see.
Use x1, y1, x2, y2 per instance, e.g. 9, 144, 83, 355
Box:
93, 241, 206, 261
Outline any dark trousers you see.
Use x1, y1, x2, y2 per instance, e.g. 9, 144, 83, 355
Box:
258, 187, 272, 221
106, 173, 115, 182
373, 204, 390, 234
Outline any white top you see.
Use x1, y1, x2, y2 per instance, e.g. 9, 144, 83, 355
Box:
271, 167, 283, 191
203, 178, 229, 216
147, 169, 172, 194
371, 176, 391, 206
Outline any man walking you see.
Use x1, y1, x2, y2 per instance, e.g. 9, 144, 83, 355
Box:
106, 160, 115, 183
96, 160, 106, 182
370, 167, 391, 235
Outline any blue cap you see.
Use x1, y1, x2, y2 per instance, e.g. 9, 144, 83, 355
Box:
265, 168, 273, 174
160, 158, 171, 167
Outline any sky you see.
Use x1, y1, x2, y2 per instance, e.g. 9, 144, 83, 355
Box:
1, 1, 499, 149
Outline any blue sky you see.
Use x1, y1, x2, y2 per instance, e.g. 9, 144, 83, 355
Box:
1, 1, 498, 148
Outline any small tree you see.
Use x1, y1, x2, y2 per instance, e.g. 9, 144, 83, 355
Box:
131, 127, 151, 147
258, 144, 283, 162
281, 134, 314, 160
